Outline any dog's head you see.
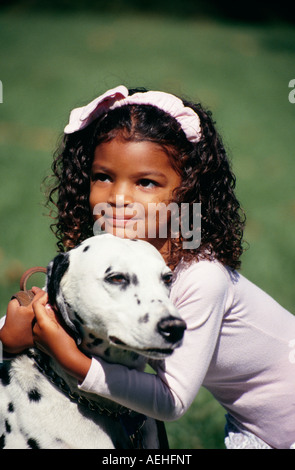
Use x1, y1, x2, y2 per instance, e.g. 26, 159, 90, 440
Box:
46, 234, 186, 365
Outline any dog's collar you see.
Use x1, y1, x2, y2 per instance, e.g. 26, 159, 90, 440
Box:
27, 349, 129, 417
27, 349, 147, 448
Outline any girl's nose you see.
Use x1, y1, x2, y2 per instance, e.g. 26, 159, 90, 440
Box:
108, 183, 134, 207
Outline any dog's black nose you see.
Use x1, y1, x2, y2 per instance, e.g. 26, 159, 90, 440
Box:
157, 316, 186, 343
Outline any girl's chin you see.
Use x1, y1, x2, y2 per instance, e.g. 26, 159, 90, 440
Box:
100, 225, 141, 240
102, 220, 148, 240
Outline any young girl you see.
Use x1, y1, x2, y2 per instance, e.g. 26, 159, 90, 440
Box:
1, 85, 295, 449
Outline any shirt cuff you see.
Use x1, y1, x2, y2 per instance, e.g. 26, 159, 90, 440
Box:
0, 316, 5, 329
78, 357, 107, 393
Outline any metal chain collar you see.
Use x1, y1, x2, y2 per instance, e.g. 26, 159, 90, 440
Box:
26, 349, 130, 418
26, 349, 147, 448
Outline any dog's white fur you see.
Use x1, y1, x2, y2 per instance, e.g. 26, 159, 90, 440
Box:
0, 234, 186, 449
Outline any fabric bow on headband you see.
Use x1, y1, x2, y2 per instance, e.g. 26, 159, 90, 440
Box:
64, 85, 201, 143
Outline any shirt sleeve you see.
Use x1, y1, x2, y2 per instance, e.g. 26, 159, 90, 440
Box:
78, 261, 229, 421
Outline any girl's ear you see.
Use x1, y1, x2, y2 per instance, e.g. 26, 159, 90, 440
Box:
46, 253, 82, 344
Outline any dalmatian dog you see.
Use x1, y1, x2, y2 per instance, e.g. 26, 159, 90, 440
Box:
0, 234, 186, 449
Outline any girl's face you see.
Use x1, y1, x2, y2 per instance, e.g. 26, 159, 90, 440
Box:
89, 136, 182, 255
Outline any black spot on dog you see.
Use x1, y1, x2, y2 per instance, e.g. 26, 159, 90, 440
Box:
83, 245, 90, 252
74, 311, 85, 325
139, 313, 149, 323
5, 420, 11, 434
105, 266, 112, 274
8, 402, 14, 413
88, 334, 104, 347
0, 362, 11, 386
0, 434, 5, 449
131, 274, 139, 286
87, 337, 103, 349
104, 348, 111, 357
55, 437, 66, 446
27, 438, 40, 449
28, 389, 42, 402
134, 294, 141, 305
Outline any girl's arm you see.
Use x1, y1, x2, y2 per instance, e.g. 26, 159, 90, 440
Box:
30, 261, 229, 422
0, 289, 91, 382
0, 287, 45, 354
31, 292, 91, 382
79, 262, 229, 421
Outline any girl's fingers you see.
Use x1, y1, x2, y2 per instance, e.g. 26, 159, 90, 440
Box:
29, 288, 47, 306
32, 292, 57, 326
32, 291, 48, 315
6, 297, 22, 314
31, 286, 44, 295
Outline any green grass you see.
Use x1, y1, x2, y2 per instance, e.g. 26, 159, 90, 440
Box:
0, 10, 295, 449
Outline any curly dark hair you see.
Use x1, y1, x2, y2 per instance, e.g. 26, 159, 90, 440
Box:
46, 87, 245, 270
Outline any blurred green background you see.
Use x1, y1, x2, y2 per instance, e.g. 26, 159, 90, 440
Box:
0, 1, 294, 449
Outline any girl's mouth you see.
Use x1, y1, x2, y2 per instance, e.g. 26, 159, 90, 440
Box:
104, 214, 141, 227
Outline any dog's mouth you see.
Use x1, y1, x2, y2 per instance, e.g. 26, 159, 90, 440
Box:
109, 336, 174, 358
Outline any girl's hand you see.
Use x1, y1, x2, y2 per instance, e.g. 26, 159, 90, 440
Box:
0, 287, 44, 354
32, 292, 91, 383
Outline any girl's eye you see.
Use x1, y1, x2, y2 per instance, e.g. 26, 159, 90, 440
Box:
92, 173, 111, 183
138, 179, 158, 189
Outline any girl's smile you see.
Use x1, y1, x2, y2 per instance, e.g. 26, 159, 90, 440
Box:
89, 137, 182, 255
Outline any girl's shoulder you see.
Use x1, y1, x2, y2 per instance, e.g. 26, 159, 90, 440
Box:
173, 257, 234, 281
171, 258, 234, 298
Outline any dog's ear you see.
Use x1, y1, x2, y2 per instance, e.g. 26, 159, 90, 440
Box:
46, 252, 82, 344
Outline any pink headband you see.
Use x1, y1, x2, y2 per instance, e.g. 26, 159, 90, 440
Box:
64, 85, 201, 143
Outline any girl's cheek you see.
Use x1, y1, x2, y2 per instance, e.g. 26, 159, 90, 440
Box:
89, 188, 104, 210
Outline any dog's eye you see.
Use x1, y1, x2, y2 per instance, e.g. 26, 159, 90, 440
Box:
105, 273, 130, 286
162, 272, 173, 287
